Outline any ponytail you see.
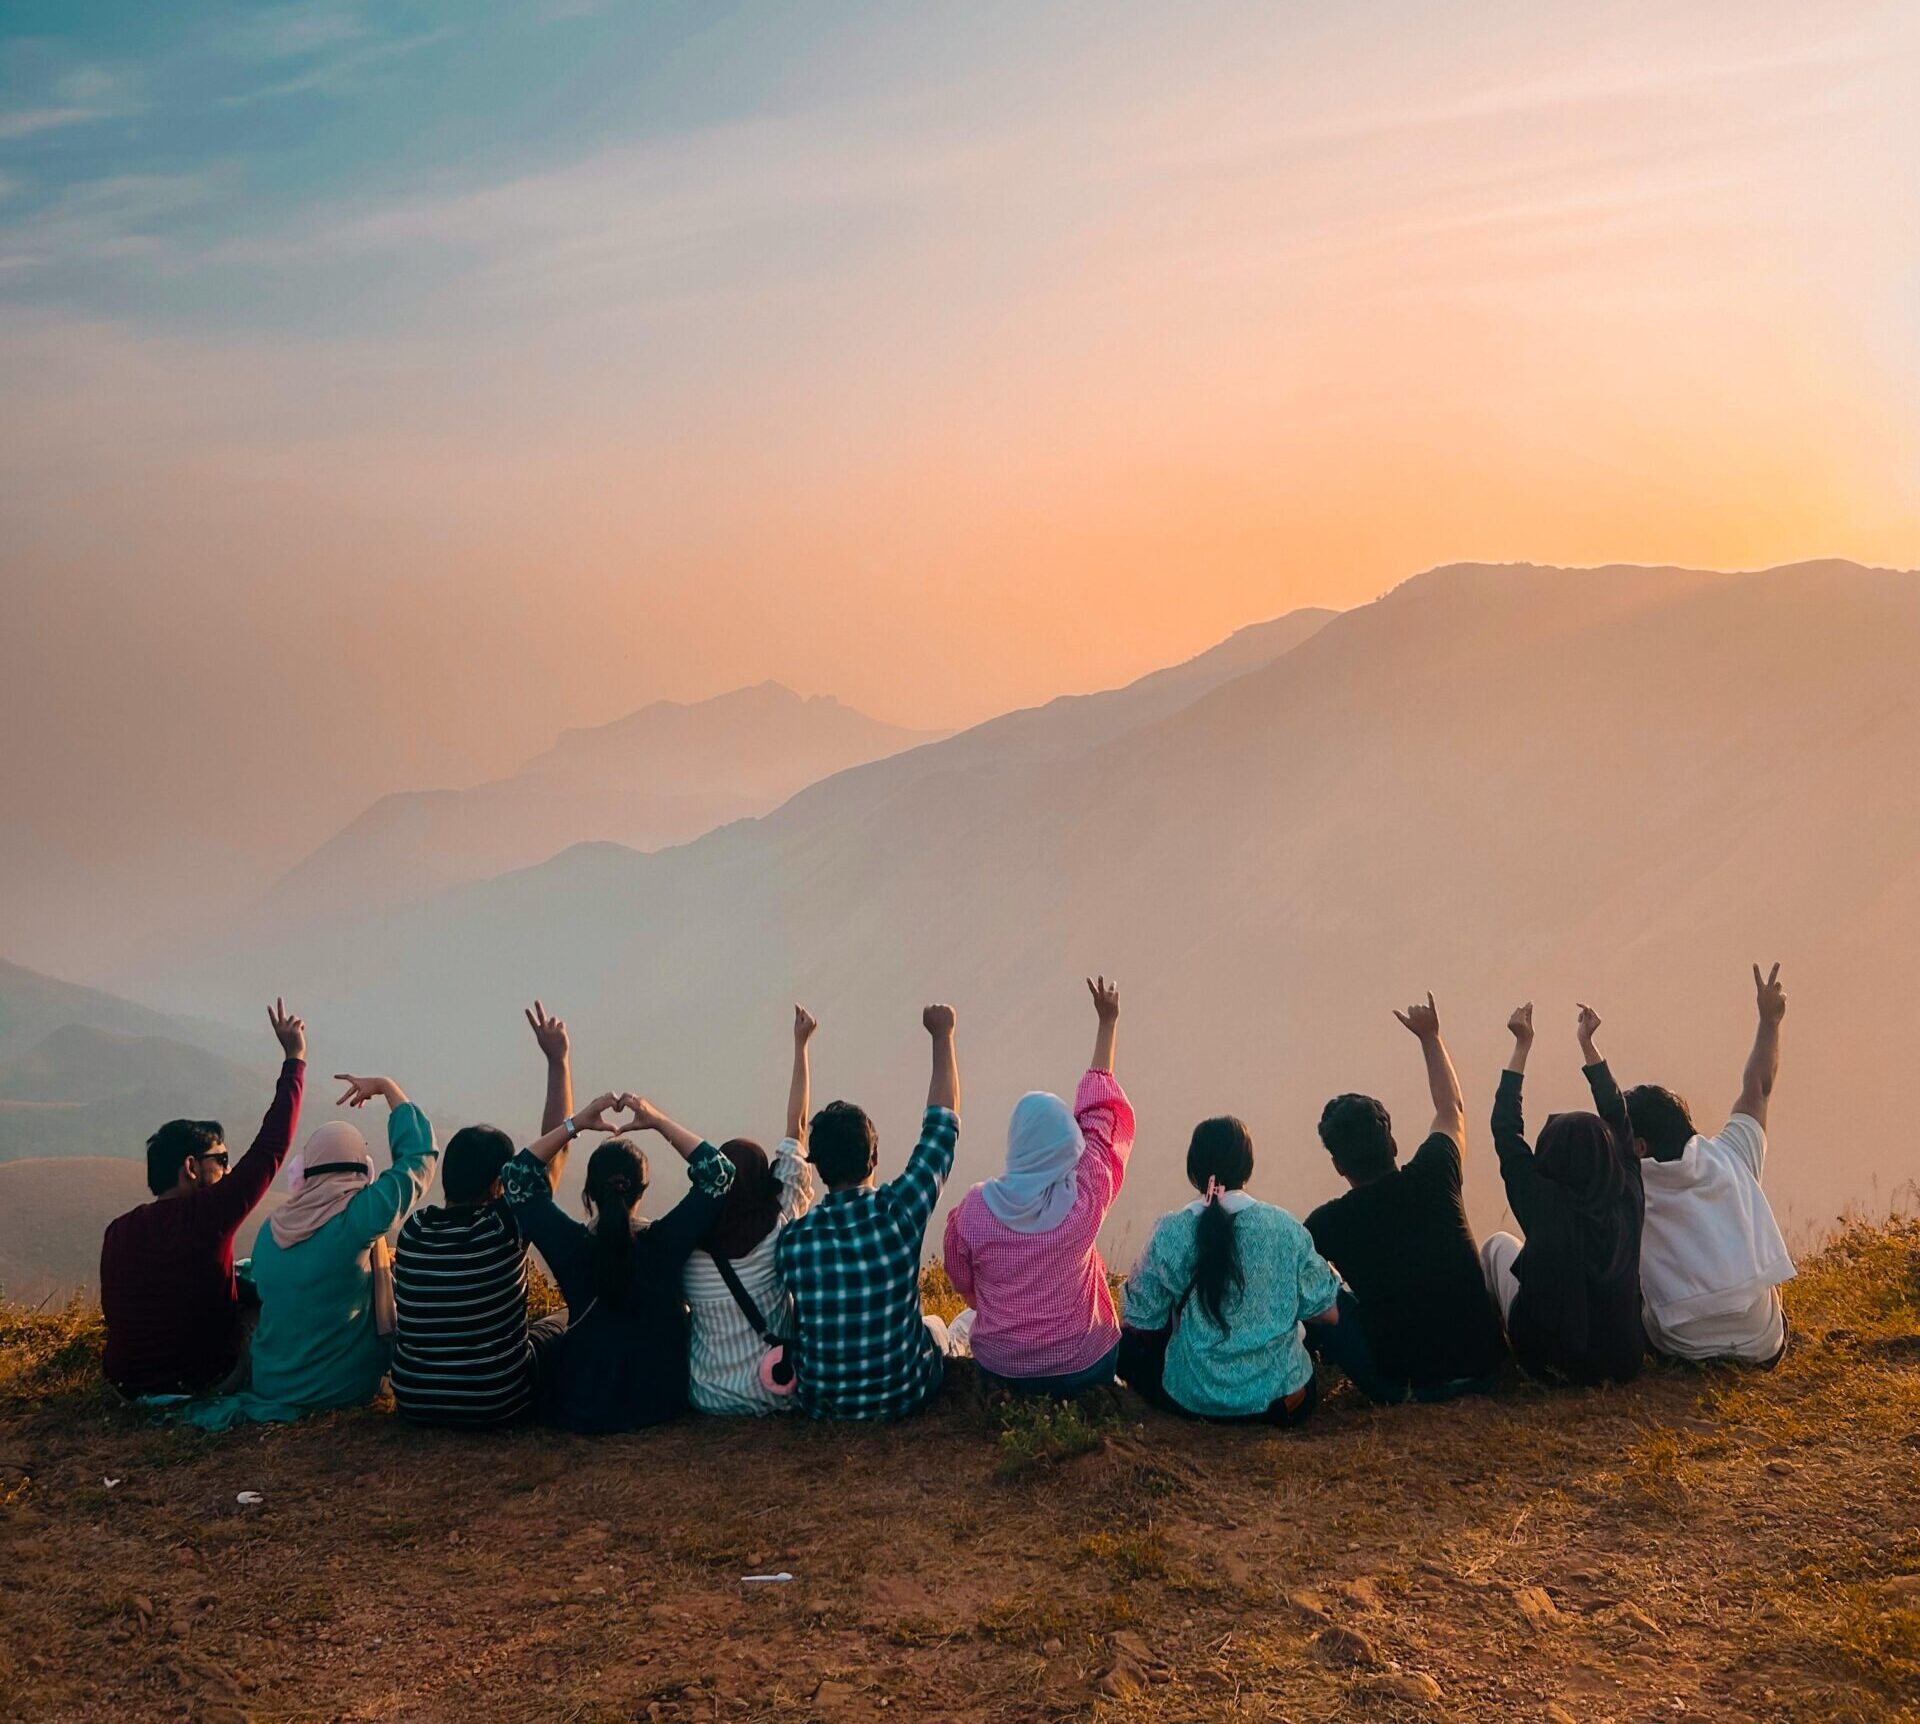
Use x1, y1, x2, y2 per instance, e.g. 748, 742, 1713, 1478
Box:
1184, 1117, 1255, 1330
584, 1139, 649, 1310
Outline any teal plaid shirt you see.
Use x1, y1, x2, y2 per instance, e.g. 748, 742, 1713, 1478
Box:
775, 1106, 958, 1420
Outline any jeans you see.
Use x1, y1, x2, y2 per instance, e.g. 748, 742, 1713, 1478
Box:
1305, 1287, 1501, 1405
978, 1343, 1120, 1398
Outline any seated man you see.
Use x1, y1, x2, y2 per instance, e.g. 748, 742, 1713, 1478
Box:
390, 1002, 578, 1426
100, 1000, 308, 1398
1304, 993, 1507, 1403
776, 1003, 960, 1420
1625, 963, 1794, 1366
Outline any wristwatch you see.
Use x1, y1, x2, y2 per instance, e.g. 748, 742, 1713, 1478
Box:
563, 1115, 580, 1140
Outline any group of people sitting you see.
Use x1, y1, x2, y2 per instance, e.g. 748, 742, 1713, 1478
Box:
96, 962, 1793, 1432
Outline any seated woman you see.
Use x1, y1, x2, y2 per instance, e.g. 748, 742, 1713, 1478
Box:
681, 1006, 820, 1414
500, 1089, 735, 1433
1118, 1115, 1340, 1424
943, 976, 1135, 1397
1479, 1004, 1645, 1386
183, 1073, 437, 1429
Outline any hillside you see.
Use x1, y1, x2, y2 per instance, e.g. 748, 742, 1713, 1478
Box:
1, 1220, 1916, 1722
0, 961, 254, 1068
263, 682, 945, 919
126, 562, 1920, 1255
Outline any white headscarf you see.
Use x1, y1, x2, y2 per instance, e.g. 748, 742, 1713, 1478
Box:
268, 1120, 396, 1336
979, 1091, 1085, 1234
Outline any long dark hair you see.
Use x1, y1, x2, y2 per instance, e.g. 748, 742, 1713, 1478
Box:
583, 1138, 649, 1309
705, 1138, 781, 1261
1183, 1116, 1255, 1330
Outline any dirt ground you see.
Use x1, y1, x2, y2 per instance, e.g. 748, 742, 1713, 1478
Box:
3, 1221, 1918, 1724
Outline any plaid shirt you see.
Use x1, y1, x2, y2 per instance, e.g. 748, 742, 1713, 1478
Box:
775, 1106, 958, 1420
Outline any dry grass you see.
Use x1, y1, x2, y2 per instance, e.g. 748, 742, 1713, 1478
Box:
1, 1222, 1917, 1722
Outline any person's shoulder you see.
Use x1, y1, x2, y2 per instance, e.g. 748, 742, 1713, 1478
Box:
1303, 1190, 1348, 1238
1408, 1131, 1463, 1181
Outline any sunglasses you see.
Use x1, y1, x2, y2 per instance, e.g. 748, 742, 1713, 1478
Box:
194, 1151, 232, 1171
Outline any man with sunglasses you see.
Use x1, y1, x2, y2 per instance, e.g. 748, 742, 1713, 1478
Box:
100, 999, 308, 1397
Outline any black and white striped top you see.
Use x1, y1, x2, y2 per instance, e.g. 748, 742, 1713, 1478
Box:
390, 1200, 535, 1427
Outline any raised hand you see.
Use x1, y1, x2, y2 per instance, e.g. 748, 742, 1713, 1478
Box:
525, 1000, 569, 1063
1394, 992, 1441, 1042
1576, 1003, 1603, 1062
794, 1004, 818, 1046
923, 1003, 957, 1038
574, 1091, 621, 1133
1507, 1003, 1534, 1043
1754, 962, 1786, 1025
1087, 975, 1120, 1024
614, 1091, 658, 1133
268, 997, 307, 1062
334, 1074, 403, 1110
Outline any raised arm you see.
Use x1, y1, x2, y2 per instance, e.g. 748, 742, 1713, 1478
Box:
342, 1096, 439, 1241
1733, 963, 1786, 1128
526, 1001, 574, 1134
925, 1003, 959, 1116
1394, 991, 1464, 1147
1576, 1003, 1633, 1148
786, 1006, 817, 1142
1087, 975, 1119, 1075
205, 999, 308, 1234
1492, 1006, 1549, 1230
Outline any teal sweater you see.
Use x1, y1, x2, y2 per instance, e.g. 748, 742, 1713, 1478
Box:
182, 1103, 436, 1429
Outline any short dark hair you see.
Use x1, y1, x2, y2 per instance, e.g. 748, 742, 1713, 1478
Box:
809, 1100, 878, 1189
146, 1119, 224, 1195
1624, 1084, 1695, 1162
442, 1124, 515, 1204
1318, 1093, 1397, 1183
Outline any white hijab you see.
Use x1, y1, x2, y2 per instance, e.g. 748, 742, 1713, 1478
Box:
979, 1091, 1085, 1234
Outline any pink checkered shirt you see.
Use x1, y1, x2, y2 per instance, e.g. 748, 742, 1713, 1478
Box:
941, 1068, 1136, 1380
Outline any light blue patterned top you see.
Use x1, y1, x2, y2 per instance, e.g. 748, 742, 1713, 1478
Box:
1124, 1193, 1340, 1417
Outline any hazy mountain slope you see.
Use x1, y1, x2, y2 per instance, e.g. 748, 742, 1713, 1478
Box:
0, 961, 255, 1067
265, 682, 944, 919
126, 564, 1920, 1257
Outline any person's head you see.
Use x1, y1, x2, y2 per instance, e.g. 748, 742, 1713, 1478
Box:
1184, 1116, 1255, 1329
1535, 1110, 1620, 1191
1622, 1084, 1695, 1162
441, 1124, 515, 1207
1317, 1093, 1397, 1186
146, 1119, 228, 1197
705, 1137, 781, 1260
583, 1138, 650, 1309
809, 1100, 878, 1191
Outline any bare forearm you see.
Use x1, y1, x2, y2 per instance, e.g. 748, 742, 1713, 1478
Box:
1737, 1019, 1781, 1117
928, 1032, 959, 1114
649, 1112, 704, 1161
540, 1054, 573, 1138
785, 1044, 811, 1142
1506, 1036, 1533, 1076
1091, 1017, 1118, 1075
1420, 1033, 1464, 1135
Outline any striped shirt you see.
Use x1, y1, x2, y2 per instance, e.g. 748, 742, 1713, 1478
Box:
390, 1200, 534, 1428
775, 1106, 958, 1422
682, 1136, 816, 1415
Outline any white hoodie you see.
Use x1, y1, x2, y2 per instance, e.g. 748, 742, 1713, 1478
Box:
1638, 1114, 1794, 1361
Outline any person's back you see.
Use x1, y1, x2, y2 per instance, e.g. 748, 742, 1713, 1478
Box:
1629, 965, 1794, 1365
943, 978, 1133, 1393
391, 1198, 534, 1427
247, 1087, 438, 1414
100, 1005, 307, 1397
1128, 1197, 1338, 1418
778, 1005, 961, 1421
1306, 996, 1504, 1400
1306, 1138, 1505, 1389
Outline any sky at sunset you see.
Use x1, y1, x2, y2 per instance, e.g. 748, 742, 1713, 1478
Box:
3, 1, 1918, 953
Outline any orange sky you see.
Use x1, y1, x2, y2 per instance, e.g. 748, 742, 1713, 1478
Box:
2, 0, 1918, 921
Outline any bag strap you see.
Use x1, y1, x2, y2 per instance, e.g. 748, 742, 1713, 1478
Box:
706, 1249, 778, 1344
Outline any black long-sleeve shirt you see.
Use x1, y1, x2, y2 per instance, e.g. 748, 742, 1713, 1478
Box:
1492, 1060, 1645, 1385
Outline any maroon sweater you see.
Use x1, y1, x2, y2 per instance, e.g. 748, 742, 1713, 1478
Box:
100, 1058, 306, 1395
